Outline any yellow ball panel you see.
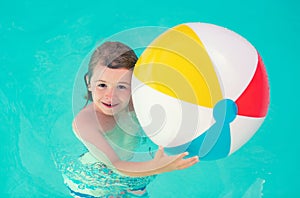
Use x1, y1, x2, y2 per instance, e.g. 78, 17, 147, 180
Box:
134, 24, 223, 107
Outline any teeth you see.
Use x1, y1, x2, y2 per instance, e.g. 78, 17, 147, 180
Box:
103, 102, 113, 107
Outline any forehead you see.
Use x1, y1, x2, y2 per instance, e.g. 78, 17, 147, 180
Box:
92, 66, 133, 82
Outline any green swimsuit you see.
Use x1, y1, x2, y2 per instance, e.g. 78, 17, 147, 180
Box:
57, 112, 157, 197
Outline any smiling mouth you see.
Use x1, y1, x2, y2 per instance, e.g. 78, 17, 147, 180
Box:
101, 102, 118, 108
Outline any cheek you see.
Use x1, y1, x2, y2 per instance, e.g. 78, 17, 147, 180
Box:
91, 87, 104, 98
118, 90, 131, 101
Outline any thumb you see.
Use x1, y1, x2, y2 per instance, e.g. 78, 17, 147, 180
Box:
155, 146, 165, 159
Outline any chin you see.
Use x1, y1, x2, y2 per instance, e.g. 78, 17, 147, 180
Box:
103, 108, 122, 116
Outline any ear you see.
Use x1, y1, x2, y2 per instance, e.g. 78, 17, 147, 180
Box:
85, 73, 91, 91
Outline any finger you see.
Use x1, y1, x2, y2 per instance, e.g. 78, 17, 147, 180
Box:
177, 156, 199, 170
175, 151, 189, 161
177, 160, 197, 170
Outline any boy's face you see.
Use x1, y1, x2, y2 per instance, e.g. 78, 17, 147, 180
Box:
88, 66, 133, 116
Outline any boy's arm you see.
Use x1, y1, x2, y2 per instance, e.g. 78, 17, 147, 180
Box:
73, 110, 199, 177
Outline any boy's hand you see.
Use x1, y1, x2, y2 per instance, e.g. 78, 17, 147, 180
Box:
153, 146, 199, 173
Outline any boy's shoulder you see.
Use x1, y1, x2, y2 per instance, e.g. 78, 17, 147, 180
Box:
72, 104, 96, 131
75, 104, 94, 119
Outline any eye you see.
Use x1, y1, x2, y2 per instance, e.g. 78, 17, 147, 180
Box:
98, 83, 107, 88
117, 84, 128, 90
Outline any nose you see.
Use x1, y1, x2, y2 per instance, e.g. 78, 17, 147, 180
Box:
104, 87, 114, 99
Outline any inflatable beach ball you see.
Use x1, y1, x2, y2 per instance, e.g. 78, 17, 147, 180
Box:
131, 22, 270, 160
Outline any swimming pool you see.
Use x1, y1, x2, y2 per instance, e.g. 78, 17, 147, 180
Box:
1, 0, 299, 197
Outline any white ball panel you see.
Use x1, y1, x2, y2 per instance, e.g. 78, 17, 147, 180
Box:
187, 22, 258, 100
229, 115, 265, 154
132, 76, 214, 147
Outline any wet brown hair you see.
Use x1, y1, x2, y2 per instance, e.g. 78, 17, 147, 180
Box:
84, 41, 138, 106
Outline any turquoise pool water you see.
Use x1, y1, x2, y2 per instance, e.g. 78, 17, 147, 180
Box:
1, 0, 299, 197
